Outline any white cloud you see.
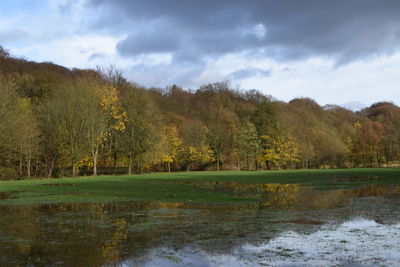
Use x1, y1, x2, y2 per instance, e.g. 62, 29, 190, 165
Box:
12, 34, 122, 68
2, 0, 400, 106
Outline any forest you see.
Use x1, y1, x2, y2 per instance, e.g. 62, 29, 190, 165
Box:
1, 45, 399, 180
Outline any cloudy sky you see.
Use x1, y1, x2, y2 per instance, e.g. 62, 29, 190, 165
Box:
1, 0, 400, 107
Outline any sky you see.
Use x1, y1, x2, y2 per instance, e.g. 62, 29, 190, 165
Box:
1, 0, 400, 108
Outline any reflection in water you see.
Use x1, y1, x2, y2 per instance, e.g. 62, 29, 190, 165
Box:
0, 191, 19, 200
183, 181, 400, 210
134, 218, 400, 267
0, 184, 400, 266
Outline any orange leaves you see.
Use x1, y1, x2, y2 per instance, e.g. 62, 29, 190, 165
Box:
350, 120, 386, 166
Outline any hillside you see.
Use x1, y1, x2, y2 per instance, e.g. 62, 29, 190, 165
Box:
1, 45, 399, 179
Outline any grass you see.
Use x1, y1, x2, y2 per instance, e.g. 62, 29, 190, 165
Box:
0, 168, 400, 205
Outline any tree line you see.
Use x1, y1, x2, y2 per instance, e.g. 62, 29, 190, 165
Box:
1, 46, 399, 179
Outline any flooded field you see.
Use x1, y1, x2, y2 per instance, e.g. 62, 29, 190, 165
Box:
1, 181, 400, 266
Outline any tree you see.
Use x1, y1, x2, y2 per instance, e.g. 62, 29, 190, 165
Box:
120, 86, 162, 174
178, 119, 213, 171
234, 121, 261, 170
0, 46, 10, 59
77, 75, 126, 176
15, 98, 40, 178
45, 82, 90, 177
159, 125, 182, 172
251, 101, 279, 137
350, 120, 385, 167
0, 74, 20, 163
260, 131, 300, 169
363, 102, 400, 165
206, 105, 238, 171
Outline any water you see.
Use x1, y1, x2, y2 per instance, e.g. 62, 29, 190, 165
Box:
134, 218, 400, 266
1, 183, 400, 266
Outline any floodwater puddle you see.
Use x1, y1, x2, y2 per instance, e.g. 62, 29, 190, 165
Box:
178, 181, 400, 209
0, 191, 20, 200
135, 218, 400, 266
1, 183, 400, 266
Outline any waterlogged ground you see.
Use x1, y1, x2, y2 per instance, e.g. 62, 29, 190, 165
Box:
1, 171, 400, 266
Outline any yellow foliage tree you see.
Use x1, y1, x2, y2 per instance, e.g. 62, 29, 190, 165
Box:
159, 125, 182, 172
260, 131, 300, 169
179, 144, 214, 171
80, 75, 126, 176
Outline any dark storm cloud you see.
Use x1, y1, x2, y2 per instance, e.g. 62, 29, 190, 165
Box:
87, 0, 400, 65
117, 25, 181, 55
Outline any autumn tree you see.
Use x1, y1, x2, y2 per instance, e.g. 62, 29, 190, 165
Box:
44, 82, 90, 177
178, 119, 213, 171
120, 85, 163, 174
251, 101, 279, 137
15, 98, 40, 178
234, 121, 261, 170
159, 125, 182, 172
206, 106, 238, 170
0, 74, 20, 164
260, 130, 300, 169
77, 75, 126, 176
363, 102, 400, 165
350, 120, 385, 167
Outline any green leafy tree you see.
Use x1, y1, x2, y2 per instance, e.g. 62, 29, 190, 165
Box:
15, 98, 40, 178
234, 121, 261, 170
120, 86, 162, 174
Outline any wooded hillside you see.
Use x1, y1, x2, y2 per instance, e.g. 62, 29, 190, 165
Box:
1, 46, 399, 179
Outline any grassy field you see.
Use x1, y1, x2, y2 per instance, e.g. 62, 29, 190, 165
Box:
0, 168, 400, 205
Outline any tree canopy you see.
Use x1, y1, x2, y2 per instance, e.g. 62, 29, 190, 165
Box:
1, 48, 399, 179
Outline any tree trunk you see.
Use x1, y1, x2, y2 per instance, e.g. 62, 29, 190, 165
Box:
128, 154, 132, 175
113, 151, 118, 175
167, 162, 171, 173
72, 163, 77, 177
216, 157, 220, 171
19, 156, 23, 176
93, 153, 97, 176
187, 163, 191, 172
27, 157, 31, 179
35, 158, 39, 177
237, 161, 240, 171
48, 159, 54, 178
91, 144, 99, 176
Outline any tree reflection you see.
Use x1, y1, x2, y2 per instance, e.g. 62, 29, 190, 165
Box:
0, 184, 400, 266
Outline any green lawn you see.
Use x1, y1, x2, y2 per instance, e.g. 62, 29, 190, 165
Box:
1, 168, 399, 205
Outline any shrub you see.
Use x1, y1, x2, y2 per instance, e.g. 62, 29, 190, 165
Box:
0, 167, 18, 180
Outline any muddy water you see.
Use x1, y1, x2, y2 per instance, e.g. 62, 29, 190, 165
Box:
1, 184, 400, 266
